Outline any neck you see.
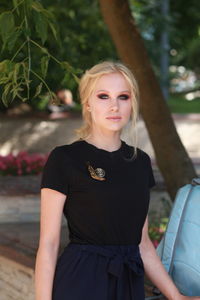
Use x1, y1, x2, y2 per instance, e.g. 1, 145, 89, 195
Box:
85, 131, 122, 152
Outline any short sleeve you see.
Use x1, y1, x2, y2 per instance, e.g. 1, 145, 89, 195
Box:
147, 155, 156, 189
40, 147, 69, 195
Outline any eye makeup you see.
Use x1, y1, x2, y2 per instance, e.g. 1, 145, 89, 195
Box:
97, 93, 109, 99
118, 94, 130, 100
97, 93, 130, 100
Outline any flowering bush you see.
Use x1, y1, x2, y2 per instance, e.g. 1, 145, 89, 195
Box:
0, 151, 49, 176
148, 217, 168, 248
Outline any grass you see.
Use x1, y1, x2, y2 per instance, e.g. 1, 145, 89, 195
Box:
167, 94, 200, 113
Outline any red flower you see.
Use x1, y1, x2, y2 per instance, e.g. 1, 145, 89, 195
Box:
0, 151, 49, 176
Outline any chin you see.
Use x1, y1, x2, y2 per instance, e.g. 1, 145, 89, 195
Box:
99, 120, 128, 131
104, 125, 125, 132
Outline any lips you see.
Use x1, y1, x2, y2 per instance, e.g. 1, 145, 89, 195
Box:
106, 116, 121, 119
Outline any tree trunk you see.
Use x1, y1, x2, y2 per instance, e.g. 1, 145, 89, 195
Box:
99, 0, 197, 200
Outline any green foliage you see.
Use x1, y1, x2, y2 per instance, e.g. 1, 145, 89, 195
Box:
53, 0, 116, 68
40, 55, 50, 78
168, 94, 200, 113
0, 60, 29, 106
149, 217, 168, 247
31, 1, 60, 44
130, 0, 173, 77
0, 0, 116, 110
130, 0, 200, 82
1, 0, 199, 111
0, 0, 77, 107
169, 0, 200, 75
0, 12, 15, 51
186, 38, 200, 75
41, 0, 117, 94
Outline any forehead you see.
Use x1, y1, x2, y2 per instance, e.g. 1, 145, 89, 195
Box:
94, 72, 130, 92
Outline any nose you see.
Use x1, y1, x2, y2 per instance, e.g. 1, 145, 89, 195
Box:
110, 97, 119, 111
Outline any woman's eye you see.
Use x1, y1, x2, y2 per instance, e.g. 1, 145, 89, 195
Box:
119, 94, 129, 100
97, 94, 109, 99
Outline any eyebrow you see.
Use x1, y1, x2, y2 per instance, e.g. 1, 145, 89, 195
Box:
96, 90, 131, 93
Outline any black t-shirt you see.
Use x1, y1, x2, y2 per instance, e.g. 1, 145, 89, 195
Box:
40, 139, 156, 245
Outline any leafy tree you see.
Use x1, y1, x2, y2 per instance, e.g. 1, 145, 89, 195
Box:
1, 0, 199, 110
99, 0, 197, 199
0, 0, 86, 110
170, 0, 200, 77
0, 0, 117, 110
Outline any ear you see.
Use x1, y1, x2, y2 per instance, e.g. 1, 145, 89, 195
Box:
86, 103, 91, 111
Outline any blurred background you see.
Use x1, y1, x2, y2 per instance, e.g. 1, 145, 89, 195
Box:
0, 0, 200, 299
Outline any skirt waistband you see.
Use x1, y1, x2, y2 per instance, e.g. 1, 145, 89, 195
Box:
67, 242, 140, 255
66, 242, 144, 278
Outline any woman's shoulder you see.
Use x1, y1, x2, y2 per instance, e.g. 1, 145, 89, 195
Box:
125, 142, 151, 161
136, 147, 151, 159
49, 139, 85, 157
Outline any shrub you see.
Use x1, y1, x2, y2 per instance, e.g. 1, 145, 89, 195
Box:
0, 151, 48, 176
148, 217, 168, 248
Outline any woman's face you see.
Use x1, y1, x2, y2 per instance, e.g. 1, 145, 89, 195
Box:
87, 72, 132, 134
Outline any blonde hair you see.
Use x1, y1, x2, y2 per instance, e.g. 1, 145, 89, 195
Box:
74, 61, 140, 159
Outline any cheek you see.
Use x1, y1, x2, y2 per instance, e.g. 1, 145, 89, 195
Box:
122, 102, 132, 116
90, 103, 106, 123
92, 101, 107, 115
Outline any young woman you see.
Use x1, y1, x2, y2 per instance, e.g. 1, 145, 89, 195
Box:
34, 61, 200, 300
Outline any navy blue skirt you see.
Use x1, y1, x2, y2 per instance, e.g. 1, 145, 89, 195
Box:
52, 242, 145, 300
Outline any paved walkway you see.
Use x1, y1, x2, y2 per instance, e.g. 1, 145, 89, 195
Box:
0, 222, 67, 269
135, 113, 200, 160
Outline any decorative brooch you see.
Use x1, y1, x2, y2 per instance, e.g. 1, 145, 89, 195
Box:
86, 161, 106, 181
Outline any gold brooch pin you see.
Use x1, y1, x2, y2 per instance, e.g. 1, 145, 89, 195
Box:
86, 161, 106, 181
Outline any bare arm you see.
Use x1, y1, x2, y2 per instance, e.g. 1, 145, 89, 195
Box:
34, 188, 66, 300
139, 216, 200, 300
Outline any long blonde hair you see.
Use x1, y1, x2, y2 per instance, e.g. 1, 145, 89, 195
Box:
74, 61, 140, 159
